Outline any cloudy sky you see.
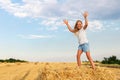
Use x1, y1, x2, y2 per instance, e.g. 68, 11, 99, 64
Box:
0, 0, 120, 62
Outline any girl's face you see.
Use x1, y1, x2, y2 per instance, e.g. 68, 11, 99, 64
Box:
77, 22, 82, 30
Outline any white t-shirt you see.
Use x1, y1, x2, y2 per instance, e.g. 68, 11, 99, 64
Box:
75, 28, 88, 44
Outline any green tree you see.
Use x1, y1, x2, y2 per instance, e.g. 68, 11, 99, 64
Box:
0, 58, 27, 63
101, 55, 120, 65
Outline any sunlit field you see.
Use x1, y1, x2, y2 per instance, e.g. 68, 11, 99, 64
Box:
0, 62, 119, 80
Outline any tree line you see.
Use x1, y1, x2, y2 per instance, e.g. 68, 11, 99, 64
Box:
0, 55, 119, 64
101, 55, 120, 65
0, 58, 27, 63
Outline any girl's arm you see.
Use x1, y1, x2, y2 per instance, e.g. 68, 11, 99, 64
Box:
63, 19, 75, 33
83, 11, 88, 30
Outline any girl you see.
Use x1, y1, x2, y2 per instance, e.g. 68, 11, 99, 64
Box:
63, 11, 95, 69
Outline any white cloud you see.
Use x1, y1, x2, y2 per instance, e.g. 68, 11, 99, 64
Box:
40, 17, 63, 31
14, 12, 28, 17
111, 48, 120, 51
18, 34, 54, 39
0, 0, 58, 18
114, 27, 119, 31
0, 0, 119, 19
0, 0, 119, 31
88, 20, 104, 31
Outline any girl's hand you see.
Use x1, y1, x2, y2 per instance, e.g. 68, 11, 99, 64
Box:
63, 19, 68, 25
83, 11, 88, 18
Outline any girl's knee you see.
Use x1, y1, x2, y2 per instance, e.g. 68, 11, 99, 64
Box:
87, 56, 92, 60
76, 54, 79, 58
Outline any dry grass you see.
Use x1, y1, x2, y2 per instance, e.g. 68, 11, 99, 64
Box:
0, 62, 119, 80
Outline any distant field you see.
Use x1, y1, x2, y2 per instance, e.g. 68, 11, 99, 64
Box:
83, 62, 120, 68
0, 62, 119, 80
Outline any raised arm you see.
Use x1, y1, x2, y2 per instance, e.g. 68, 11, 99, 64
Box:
63, 19, 75, 33
83, 11, 88, 30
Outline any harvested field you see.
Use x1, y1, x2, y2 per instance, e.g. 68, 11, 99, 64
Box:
0, 62, 119, 80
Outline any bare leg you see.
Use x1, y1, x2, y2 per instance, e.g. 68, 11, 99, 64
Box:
86, 52, 95, 69
76, 50, 83, 66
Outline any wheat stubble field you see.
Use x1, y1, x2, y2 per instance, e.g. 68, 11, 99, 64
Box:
0, 62, 119, 80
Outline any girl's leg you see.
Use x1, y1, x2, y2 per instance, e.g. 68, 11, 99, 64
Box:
76, 50, 83, 66
86, 52, 95, 69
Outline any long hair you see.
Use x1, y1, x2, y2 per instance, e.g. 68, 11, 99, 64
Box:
74, 20, 82, 32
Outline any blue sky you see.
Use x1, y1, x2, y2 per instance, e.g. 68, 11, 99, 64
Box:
0, 0, 120, 62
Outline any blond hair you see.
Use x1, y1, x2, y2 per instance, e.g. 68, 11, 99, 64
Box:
74, 20, 82, 32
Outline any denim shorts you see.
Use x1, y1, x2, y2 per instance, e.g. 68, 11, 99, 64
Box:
78, 43, 90, 53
